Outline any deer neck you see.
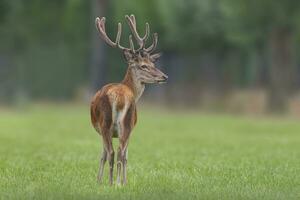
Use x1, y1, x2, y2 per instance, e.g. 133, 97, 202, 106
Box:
122, 67, 145, 102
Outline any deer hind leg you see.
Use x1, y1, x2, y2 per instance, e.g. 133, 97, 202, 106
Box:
99, 131, 114, 185
116, 135, 129, 185
97, 147, 107, 183
116, 140, 129, 185
121, 143, 129, 185
104, 137, 114, 185
97, 95, 114, 185
119, 104, 135, 185
116, 119, 127, 185
116, 146, 122, 185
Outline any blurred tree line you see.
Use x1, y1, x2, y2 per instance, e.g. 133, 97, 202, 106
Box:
0, 0, 300, 112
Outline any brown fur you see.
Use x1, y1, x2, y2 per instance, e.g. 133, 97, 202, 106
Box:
91, 82, 136, 135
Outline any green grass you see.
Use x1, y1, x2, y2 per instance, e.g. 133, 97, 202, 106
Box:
0, 104, 300, 199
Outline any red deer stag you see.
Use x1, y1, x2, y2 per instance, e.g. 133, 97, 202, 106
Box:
90, 14, 168, 185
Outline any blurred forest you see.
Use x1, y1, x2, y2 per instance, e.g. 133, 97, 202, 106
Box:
0, 0, 300, 114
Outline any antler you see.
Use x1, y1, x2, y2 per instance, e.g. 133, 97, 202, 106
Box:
145, 33, 158, 53
125, 15, 150, 50
95, 15, 158, 53
95, 17, 130, 51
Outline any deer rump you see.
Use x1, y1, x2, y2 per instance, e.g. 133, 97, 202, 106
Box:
91, 84, 137, 138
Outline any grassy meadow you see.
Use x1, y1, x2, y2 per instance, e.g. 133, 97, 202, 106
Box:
0, 104, 299, 199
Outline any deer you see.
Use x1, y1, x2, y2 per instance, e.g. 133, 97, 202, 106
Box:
90, 14, 168, 185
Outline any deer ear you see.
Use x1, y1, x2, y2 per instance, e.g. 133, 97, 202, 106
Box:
150, 53, 161, 62
123, 49, 134, 62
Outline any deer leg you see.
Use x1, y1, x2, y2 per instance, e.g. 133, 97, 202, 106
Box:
107, 140, 114, 185
100, 131, 114, 185
119, 103, 135, 185
119, 134, 130, 185
97, 147, 107, 183
122, 147, 128, 185
116, 147, 122, 185
116, 121, 126, 185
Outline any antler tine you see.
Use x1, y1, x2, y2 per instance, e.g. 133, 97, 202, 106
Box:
129, 35, 135, 53
95, 17, 127, 50
145, 33, 158, 53
125, 15, 141, 45
135, 23, 150, 51
125, 15, 150, 49
96, 17, 115, 47
130, 15, 149, 42
143, 23, 150, 42
130, 15, 136, 26
116, 23, 125, 50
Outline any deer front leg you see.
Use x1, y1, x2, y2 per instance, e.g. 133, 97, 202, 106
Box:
97, 147, 107, 183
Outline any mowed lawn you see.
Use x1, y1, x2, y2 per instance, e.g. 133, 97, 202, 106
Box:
0, 104, 299, 200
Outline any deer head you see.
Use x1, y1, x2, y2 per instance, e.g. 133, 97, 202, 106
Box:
95, 14, 168, 84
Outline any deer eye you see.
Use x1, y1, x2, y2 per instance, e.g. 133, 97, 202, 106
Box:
140, 65, 147, 69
